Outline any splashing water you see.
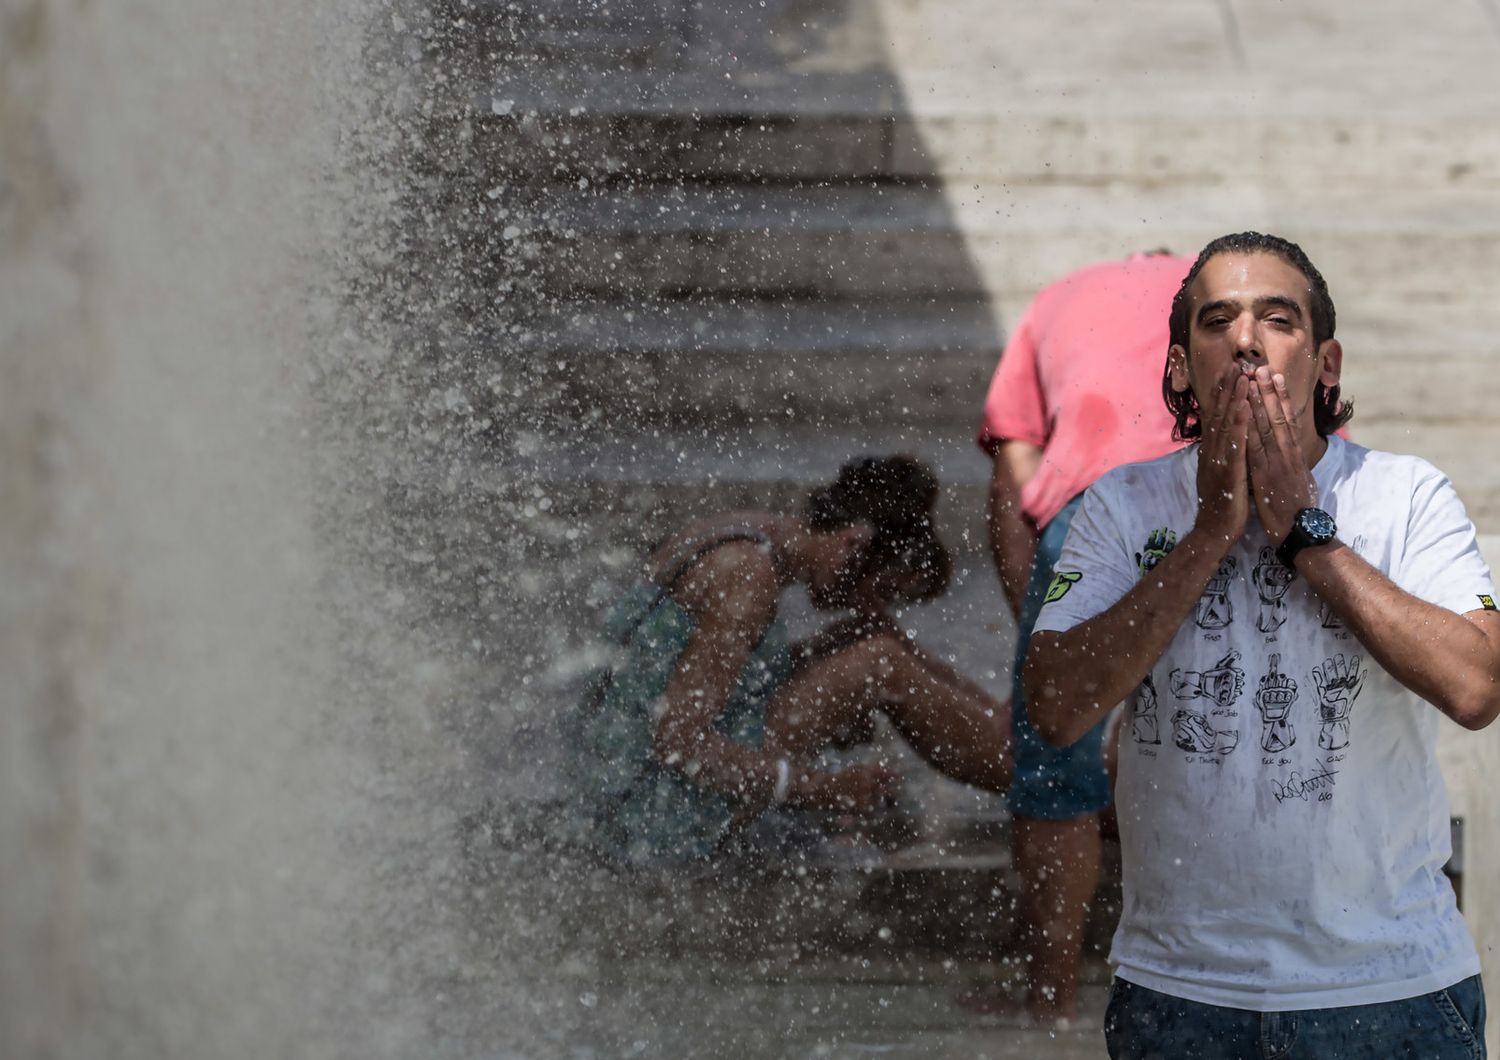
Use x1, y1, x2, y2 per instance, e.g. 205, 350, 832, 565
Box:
0, 2, 571, 1056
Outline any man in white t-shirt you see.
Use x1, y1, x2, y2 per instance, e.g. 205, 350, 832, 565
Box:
1025, 231, 1499, 1058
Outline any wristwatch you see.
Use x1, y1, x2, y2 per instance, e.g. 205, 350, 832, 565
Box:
1276, 507, 1337, 569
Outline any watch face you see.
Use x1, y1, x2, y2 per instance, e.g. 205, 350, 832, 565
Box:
1297, 508, 1337, 543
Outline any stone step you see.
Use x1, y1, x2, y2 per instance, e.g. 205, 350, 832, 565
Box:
465, 89, 1500, 190
890, 108, 1500, 189
509, 297, 1492, 429
488, 420, 1500, 533
516, 297, 1000, 427
542, 182, 1500, 304
448, 0, 691, 67
459, 0, 1500, 188
461, 103, 899, 184
883, 0, 1500, 118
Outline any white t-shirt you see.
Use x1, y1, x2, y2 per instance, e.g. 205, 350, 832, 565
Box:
1034, 435, 1496, 1011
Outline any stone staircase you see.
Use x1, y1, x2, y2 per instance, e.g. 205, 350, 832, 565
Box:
443, 0, 1500, 528
453, 0, 1002, 450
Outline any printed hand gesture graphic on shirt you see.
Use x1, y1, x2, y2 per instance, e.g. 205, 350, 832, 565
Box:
1252, 546, 1297, 635
1254, 653, 1298, 753
1312, 653, 1366, 751
1136, 528, 1179, 578
1132, 674, 1161, 745
1170, 649, 1245, 708
1195, 556, 1237, 630
1168, 705, 1241, 755
1172, 709, 1216, 753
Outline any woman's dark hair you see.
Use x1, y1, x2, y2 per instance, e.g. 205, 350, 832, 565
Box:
1163, 231, 1354, 441
806, 454, 950, 602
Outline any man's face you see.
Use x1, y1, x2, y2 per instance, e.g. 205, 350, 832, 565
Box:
1168, 251, 1341, 444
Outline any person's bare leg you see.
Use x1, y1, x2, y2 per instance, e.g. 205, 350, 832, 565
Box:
1100, 710, 1121, 840
1011, 812, 1101, 1023
763, 632, 1012, 792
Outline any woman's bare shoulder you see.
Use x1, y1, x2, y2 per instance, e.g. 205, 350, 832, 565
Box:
643, 510, 782, 580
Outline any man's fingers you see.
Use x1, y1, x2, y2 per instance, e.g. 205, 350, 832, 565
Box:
1244, 397, 1268, 476
1204, 366, 1244, 443
1260, 371, 1295, 441
1272, 372, 1300, 434
1249, 375, 1276, 442
1226, 377, 1251, 443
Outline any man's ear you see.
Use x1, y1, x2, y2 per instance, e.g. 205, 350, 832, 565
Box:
1317, 338, 1343, 389
1167, 344, 1192, 394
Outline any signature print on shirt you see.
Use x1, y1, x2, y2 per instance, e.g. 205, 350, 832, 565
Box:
1252, 546, 1297, 635
1254, 653, 1298, 753
1312, 653, 1366, 751
1195, 556, 1238, 631
1131, 674, 1161, 745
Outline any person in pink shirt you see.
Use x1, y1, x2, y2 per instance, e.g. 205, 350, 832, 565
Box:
974, 251, 1192, 1024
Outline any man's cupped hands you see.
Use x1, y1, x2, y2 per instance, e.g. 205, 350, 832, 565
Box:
1196, 364, 1317, 549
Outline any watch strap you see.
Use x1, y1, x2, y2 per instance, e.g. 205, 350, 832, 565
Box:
1275, 508, 1334, 569
1275, 528, 1311, 569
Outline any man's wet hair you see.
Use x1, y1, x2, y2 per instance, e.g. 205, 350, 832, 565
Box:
806, 454, 950, 602
1163, 231, 1354, 441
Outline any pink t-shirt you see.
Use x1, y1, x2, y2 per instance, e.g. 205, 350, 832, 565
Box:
977, 253, 1193, 529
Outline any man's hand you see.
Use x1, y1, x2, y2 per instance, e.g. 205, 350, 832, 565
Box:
1246, 366, 1316, 544
1195, 365, 1253, 548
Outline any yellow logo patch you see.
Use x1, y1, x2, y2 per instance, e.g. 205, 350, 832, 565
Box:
1044, 571, 1083, 604
1480, 594, 1497, 611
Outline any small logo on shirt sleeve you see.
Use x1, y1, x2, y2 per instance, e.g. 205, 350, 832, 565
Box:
1479, 594, 1497, 611
1044, 571, 1083, 604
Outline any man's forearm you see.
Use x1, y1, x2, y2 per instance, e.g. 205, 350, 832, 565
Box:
1297, 543, 1500, 729
1024, 528, 1233, 745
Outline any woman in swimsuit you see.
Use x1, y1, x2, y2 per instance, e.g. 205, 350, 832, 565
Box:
570, 455, 1014, 864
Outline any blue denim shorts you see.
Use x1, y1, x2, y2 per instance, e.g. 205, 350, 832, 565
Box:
1007, 493, 1112, 820
1104, 975, 1487, 1059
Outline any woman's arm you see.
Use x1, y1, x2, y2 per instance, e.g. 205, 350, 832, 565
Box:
651, 543, 888, 810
